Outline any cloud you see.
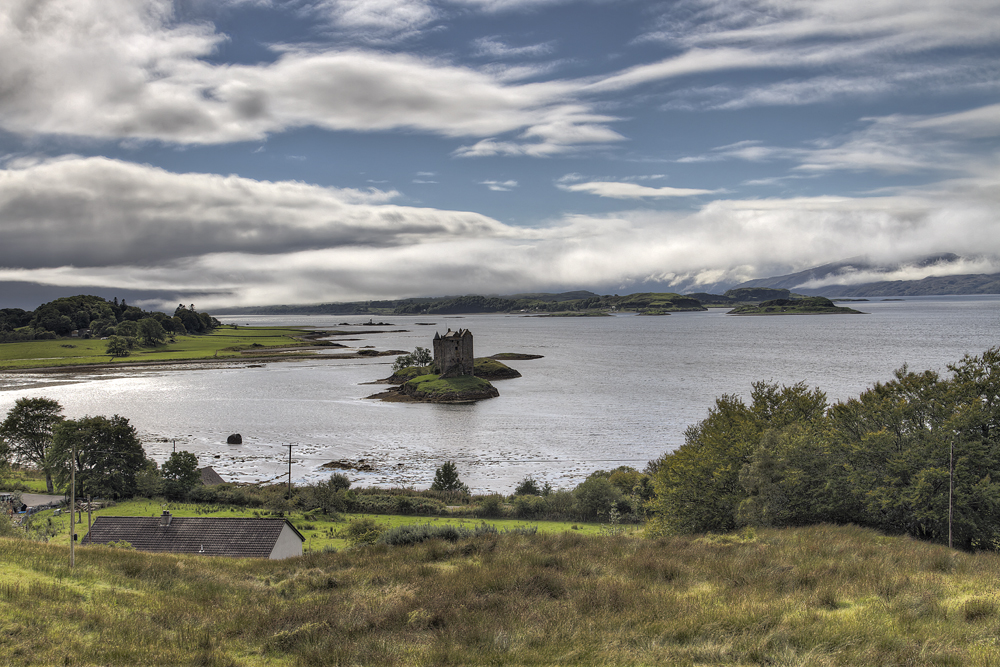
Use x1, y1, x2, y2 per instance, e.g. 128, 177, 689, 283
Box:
603, 0, 1000, 106
309, 0, 439, 42
559, 181, 717, 198
0, 0, 616, 151
480, 180, 518, 191
2, 154, 998, 309
0, 155, 516, 268
472, 37, 554, 59
673, 103, 1000, 177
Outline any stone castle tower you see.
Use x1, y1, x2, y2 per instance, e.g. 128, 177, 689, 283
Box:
433, 329, 474, 378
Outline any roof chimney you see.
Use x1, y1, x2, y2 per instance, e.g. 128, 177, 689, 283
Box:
160, 510, 172, 527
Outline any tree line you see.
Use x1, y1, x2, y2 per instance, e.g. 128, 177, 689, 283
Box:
650, 347, 1000, 550
0, 295, 220, 343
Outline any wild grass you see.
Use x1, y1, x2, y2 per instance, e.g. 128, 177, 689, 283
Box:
0, 327, 317, 370
2, 524, 1000, 665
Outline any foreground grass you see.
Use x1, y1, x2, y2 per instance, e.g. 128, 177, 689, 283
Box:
2, 524, 1000, 665
0, 327, 319, 370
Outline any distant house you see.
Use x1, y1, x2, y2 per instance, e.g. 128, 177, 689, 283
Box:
81, 511, 305, 559
197, 466, 226, 486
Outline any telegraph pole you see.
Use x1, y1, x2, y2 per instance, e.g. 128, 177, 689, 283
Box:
948, 435, 955, 549
70, 441, 75, 568
287, 444, 295, 499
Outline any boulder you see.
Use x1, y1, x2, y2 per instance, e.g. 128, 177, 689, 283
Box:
226, 433, 243, 445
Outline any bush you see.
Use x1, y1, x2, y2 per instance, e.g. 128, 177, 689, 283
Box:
343, 517, 384, 546
514, 476, 542, 496
573, 475, 623, 521
475, 494, 506, 518
512, 495, 547, 519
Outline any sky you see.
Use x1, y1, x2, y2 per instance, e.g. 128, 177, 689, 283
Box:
1, 0, 998, 311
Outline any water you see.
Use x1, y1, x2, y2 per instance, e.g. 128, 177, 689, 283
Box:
1, 296, 997, 493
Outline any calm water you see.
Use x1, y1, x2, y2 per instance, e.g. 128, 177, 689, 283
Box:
1, 296, 998, 493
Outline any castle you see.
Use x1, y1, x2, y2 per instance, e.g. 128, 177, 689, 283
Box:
433, 329, 474, 378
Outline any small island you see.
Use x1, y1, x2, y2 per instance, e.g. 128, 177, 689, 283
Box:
728, 297, 865, 316
368, 329, 526, 403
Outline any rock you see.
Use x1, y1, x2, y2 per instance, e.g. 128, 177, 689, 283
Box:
227, 433, 243, 444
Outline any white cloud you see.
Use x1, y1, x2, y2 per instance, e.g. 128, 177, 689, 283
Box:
0, 155, 516, 268
559, 181, 716, 198
2, 155, 998, 309
610, 0, 1000, 107
480, 180, 518, 191
0, 0, 616, 151
309, 0, 439, 41
673, 103, 1000, 177
472, 37, 554, 59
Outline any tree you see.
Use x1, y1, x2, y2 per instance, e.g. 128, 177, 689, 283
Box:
51, 415, 148, 499
116, 320, 138, 338
514, 476, 541, 496
393, 347, 434, 372
431, 461, 469, 493
573, 474, 623, 520
161, 451, 200, 500
105, 336, 130, 357
137, 317, 166, 347
650, 381, 828, 535
0, 397, 63, 493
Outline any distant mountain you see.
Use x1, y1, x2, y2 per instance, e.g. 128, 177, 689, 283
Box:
733, 254, 1000, 297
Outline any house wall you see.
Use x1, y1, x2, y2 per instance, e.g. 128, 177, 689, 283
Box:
269, 524, 305, 560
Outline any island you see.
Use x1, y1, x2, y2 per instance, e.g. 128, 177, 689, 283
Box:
368, 329, 531, 403
728, 297, 865, 315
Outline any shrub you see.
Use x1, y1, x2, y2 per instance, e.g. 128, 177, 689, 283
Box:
475, 494, 506, 518
514, 476, 541, 496
573, 475, 623, 520
512, 495, 547, 519
343, 517, 384, 546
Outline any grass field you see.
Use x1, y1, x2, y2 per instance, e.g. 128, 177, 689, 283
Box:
0, 327, 321, 370
26, 499, 612, 552
2, 523, 1000, 665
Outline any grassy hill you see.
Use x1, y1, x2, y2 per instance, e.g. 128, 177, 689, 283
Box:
2, 524, 999, 665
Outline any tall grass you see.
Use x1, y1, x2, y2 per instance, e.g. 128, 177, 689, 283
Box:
2, 524, 1000, 665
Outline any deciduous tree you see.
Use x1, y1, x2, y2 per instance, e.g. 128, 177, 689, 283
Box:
51, 415, 148, 499
0, 397, 63, 493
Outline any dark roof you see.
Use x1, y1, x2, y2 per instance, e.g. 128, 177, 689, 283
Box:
81, 516, 304, 558
197, 466, 226, 486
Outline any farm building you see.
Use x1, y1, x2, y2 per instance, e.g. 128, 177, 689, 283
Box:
81, 511, 304, 559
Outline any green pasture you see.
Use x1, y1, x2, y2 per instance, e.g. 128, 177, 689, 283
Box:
27, 499, 610, 552
0, 327, 318, 370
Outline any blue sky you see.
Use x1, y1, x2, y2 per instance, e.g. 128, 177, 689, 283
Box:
1, 0, 998, 310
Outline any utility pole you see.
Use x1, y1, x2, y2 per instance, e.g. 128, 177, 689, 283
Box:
948, 435, 955, 549
287, 444, 294, 499
70, 441, 75, 568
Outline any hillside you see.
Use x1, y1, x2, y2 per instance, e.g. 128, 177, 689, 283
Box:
1, 525, 998, 665
734, 253, 1000, 296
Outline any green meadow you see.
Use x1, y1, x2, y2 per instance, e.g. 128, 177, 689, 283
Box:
0, 327, 320, 370
3, 523, 1000, 665
28, 499, 612, 553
